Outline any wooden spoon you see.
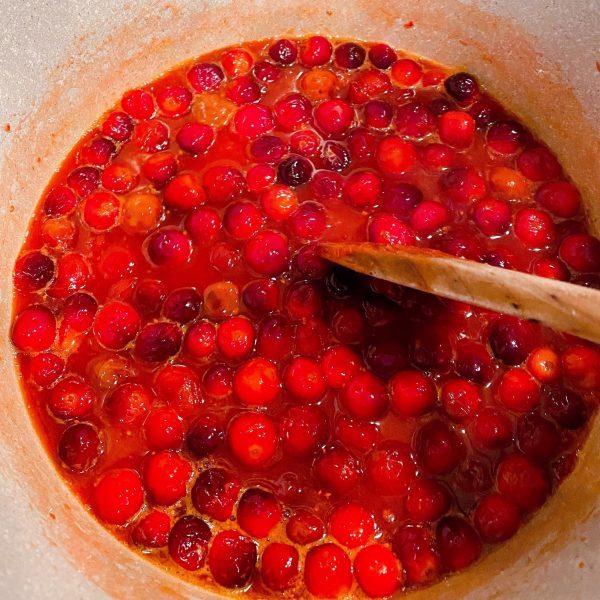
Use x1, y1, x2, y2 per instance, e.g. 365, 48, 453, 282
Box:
319, 242, 600, 345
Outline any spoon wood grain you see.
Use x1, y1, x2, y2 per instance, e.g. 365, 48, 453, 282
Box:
319, 242, 600, 345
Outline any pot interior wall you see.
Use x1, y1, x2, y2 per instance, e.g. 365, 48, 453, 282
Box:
0, 0, 598, 598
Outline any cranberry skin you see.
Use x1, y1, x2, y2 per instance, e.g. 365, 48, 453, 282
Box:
559, 233, 600, 272
376, 136, 417, 176
340, 372, 387, 421
489, 316, 535, 365
441, 378, 481, 422
234, 103, 274, 139
58, 423, 102, 472
315, 446, 361, 494
472, 409, 513, 450
355, 544, 403, 598
43, 185, 77, 217
389, 370, 437, 418
105, 383, 152, 429
93, 301, 141, 350
28, 352, 64, 387
121, 89, 155, 119
329, 502, 375, 548
497, 454, 550, 511
366, 442, 416, 495
208, 530, 257, 588
545, 388, 588, 429
516, 413, 559, 462
499, 368, 540, 412
144, 408, 184, 451
280, 405, 328, 458
517, 146, 561, 181
300, 36, 333, 66
444, 72, 480, 103
244, 230, 290, 276
474, 493, 520, 543
396, 102, 436, 138
234, 357, 281, 406
101, 111, 133, 142
227, 411, 278, 467
49, 376, 95, 420
12, 305, 56, 352
135, 322, 182, 363
411, 199, 450, 234
335, 42, 366, 69
304, 543, 352, 598
144, 450, 192, 506
414, 420, 465, 475
146, 228, 191, 268
436, 516, 482, 571
92, 468, 144, 525
186, 414, 223, 457
155, 364, 201, 417
191, 468, 240, 521
536, 181, 581, 218
286, 510, 325, 544
369, 43, 397, 69
187, 62, 224, 92
273, 93, 312, 131
261, 543, 299, 591
132, 510, 171, 548
439, 111, 476, 148
169, 516, 211, 571
237, 488, 281, 538
14, 251, 54, 292
392, 526, 441, 586
203, 165, 246, 204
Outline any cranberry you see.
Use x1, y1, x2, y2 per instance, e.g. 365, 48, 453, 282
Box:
144, 450, 192, 506
186, 414, 223, 457
227, 411, 278, 467
396, 102, 435, 138
233, 357, 280, 406
410, 200, 449, 235
144, 408, 183, 451
473, 198, 511, 237
376, 136, 417, 176
387, 370, 435, 418
444, 72, 480, 103
498, 368, 540, 412
185, 207, 221, 245
237, 487, 281, 538
321, 345, 361, 388
273, 94, 311, 131
365, 442, 416, 495
436, 516, 481, 571
392, 526, 441, 586
277, 155, 314, 187
334, 42, 366, 69
174, 122, 214, 156
320, 141, 350, 172
250, 135, 288, 164
102, 163, 138, 193
414, 420, 465, 474
314, 99, 354, 137
13, 252, 54, 292
382, 181, 423, 217
497, 454, 550, 511
489, 316, 535, 365
527, 346, 561, 382
261, 543, 299, 591
252, 61, 281, 83
516, 413, 560, 462
234, 103, 274, 139
101, 111, 133, 142
328, 502, 375, 549
43, 185, 77, 217
304, 543, 352, 598
339, 372, 386, 421
222, 47, 253, 76
280, 405, 328, 457
474, 493, 520, 543
226, 75, 261, 105
92, 468, 144, 525
288, 202, 327, 240
421, 143, 456, 169
105, 383, 152, 429
406, 478, 451, 523
133, 119, 171, 153
191, 468, 240, 521
141, 152, 177, 187
93, 301, 140, 350
58, 423, 102, 472
146, 228, 191, 267
343, 170, 383, 208
281, 356, 325, 402
132, 510, 170, 548
517, 146, 561, 181
246, 163, 277, 192
315, 446, 361, 494
559, 233, 600, 272
244, 230, 290, 275
154, 364, 201, 417
368, 213, 415, 246
439, 111, 476, 148
486, 120, 525, 154
472, 408, 513, 450
369, 44, 397, 69
441, 378, 481, 422
347, 128, 378, 160
135, 321, 182, 363
187, 62, 224, 92
300, 36, 333, 66
535, 181, 580, 218
295, 244, 330, 279
545, 388, 588, 429
354, 544, 403, 598
203, 364, 234, 398
67, 166, 99, 197
286, 510, 325, 544
562, 345, 600, 389
48, 376, 95, 420
121, 89, 155, 119
27, 352, 64, 387
169, 516, 211, 571
349, 69, 392, 104
243, 279, 279, 315
156, 85, 192, 117
208, 530, 257, 588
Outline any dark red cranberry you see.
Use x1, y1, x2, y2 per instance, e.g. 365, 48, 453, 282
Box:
208, 530, 257, 588
472, 408, 513, 450
168, 516, 211, 571
135, 321, 182, 362
497, 454, 550, 511
14, 251, 54, 292
368, 43, 397, 69
101, 111, 133, 142
191, 468, 240, 521
187, 414, 223, 457
244, 230, 290, 276
444, 72, 480, 103
406, 478, 451, 523
146, 228, 191, 268
436, 517, 481, 571
237, 487, 281, 538
516, 413, 560, 462
382, 181, 423, 217
455, 340, 495, 384
133, 279, 166, 316
474, 493, 520, 543
58, 423, 102, 472
269, 38, 298, 65
43, 185, 77, 217
335, 42, 366, 69
535, 181, 581, 218
392, 526, 441, 586
242, 279, 280, 314
321, 141, 351, 171
226, 75, 261, 105
253, 61, 281, 83
67, 166, 100, 197
187, 62, 225, 92
486, 120, 525, 154
396, 102, 435, 138
469, 98, 504, 128
176, 122, 214, 155
366, 442, 416, 495
489, 316, 535, 365
162, 288, 201, 323
250, 135, 288, 163
278, 155, 314, 187
261, 543, 299, 591
414, 420, 465, 474
545, 388, 588, 429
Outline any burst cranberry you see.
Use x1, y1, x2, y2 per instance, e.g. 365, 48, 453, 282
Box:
132, 510, 170, 548
436, 516, 481, 571
244, 230, 290, 275
516, 413, 559, 462
191, 468, 240, 521
221, 47, 253, 76
414, 420, 464, 474
14, 251, 54, 292
154, 364, 200, 417
349, 69, 392, 104
144, 408, 184, 450
389, 370, 436, 418
444, 72, 480, 102
441, 378, 481, 422
304, 544, 352, 598
105, 383, 152, 428
497, 454, 550, 511
237, 487, 281, 538
392, 526, 441, 586
92, 468, 144, 525
58, 423, 102, 472
144, 450, 192, 505
261, 543, 299, 591
227, 411, 278, 467
135, 321, 182, 363
169, 516, 211, 571
355, 544, 403, 598
545, 388, 588, 429
146, 228, 191, 267
121, 89, 155, 119
208, 530, 257, 588
133, 120, 169, 153
187, 62, 224, 92
234, 103, 274, 139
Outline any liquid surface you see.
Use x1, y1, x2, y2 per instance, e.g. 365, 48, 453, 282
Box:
11, 37, 600, 598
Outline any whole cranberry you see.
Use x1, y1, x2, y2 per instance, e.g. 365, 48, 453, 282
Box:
176, 122, 214, 154
208, 530, 257, 588
300, 36, 333, 66
14, 251, 54, 292
497, 454, 550, 511
277, 155, 314, 187
354, 544, 403, 598
49, 376, 95, 420
237, 487, 281, 538
392, 526, 441, 586
369, 43, 397, 69
516, 413, 560, 462
234, 356, 281, 406
163, 288, 201, 324
315, 446, 361, 494
105, 383, 152, 429
12, 305, 56, 352
244, 230, 290, 276
187, 414, 223, 457
58, 423, 102, 472
474, 493, 520, 543
444, 72, 480, 103
329, 502, 375, 548
414, 420, 465, 474
168, 516, 211, 571
334, 42, 366, 69
92, 468, 144, 525
498, 368, 540, 412
366, 442, 416, 495
135, 321, 182, 363
286, 510, 325, 544
187, 62, 224, 92
143, 408, 184, 451
489, 316, 535, 365
341, 372, 388, 421
261, 543, 299, 591
279, 405, 328, 458
227, 411, 279, 467
389, 370, 437, 418
191, 468, 240, 521
146, 228, 191, 267
471, 408, 513, 450
304, 544, 352, 598
131, 510, 170, 548
144, 450, 192, 506
545, 388, 588, 429
436, 516, 482, 571
406, 478, 451, 523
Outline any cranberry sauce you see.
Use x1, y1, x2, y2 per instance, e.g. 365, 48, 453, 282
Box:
11, 37, 599, 598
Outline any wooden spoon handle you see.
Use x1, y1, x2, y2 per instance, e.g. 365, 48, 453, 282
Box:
320, 242, 600, 345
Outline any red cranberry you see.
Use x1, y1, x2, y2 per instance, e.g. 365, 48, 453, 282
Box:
135, 321, 182, 363
562, 345, 600, 390
406, 478, 451, 523
121, 89, 155, 119
156, 85, 192, 117
414, 420, 465, 474
203, 363, 234, 398
304, 544, 352, 598
343, 170, 383, 208
441, 378, 481, 422
369, 44, 397, 69
391, 59, 423, 86
473, 198, 511, 237
329, 502, 375, 548
79, 137, 115, 166
280, 404, 328, 457
169, 515, 211, 571
227, 411, 278, 467
517, 146, 561, 181
347, 128, 378, 160
471, 408, 513, 450
268, 38, 298, 64
516, 413, 559, 462
250, 136, 288, 165
355, 544, 403, 598
320, 141, 351, 171
469, 98, 504, 128
300, 36, 333, 66
286, 510, 325, 544
545, 388, 588, 429
144, 450, 192, 505
455, 340, 495, 384
237, 487, 281, 538
246, 163, 276, 193
444, 72, 480, 102
216, 316, 254, 360
93, 301, 140, 350
314, 99, 354, 136
203, 165, 246, 204
48, 376, 95, 420
162, 287, 201, 324
133, 120, 170, 153
176, 122, 214, 155
186, 414, 223, 457
474, 493, 520, 543
261, 543, 299, 591
396, 102, 435, 138
381, 181, 422, 217
27, 352, 64, 387
154, 364, 200, 417
392, 526, 441, 586
410, 200, 449, 235
101, 111, 133, 142
252, 61, 281, 83
498, 368, 540, 412
421, 143, 456, 169
233, 357, 280, 406
234, 103, 274, 139
67, 166, 99, 197
486, 120, 525, 154
388, 370, 436, 418
105, 383, 152, 429
132, 510, 170, 548
559, 233, 600, 272
92, 468, 144, 525
376, 136, 417, 176
14, 251, 54, 292
410, 326, 454, 371
535, 181, 580, 218
366, 442, 416, 495
282, 356, 326, 402
146, 228, 191, 267
144, 408, 183, 451
440, 167, 486, 203
191, 467, 240, 521
244, 230, 290, 276
184, 322, 216, 359
295, 244, 330, 279
340, 372, 387, 421
101, 163, 138, 193
368, 213, 415, 246
141, 152, 177, 187
208, 530, 257, 588
497, 454, 550, 511
187, 62, 224, 92
226, 75, 261, 105
273, 94, 312, 132
436, 516, 481, 571
335, 42, 366, 69
242, 280, 279, 315
489, 316, 535, 365
58, 423, 102, 472
439, 111, 476, 148
315, 446, 361, 494
320, 345, 361, 388
514, 208, 555, 248
43, 185, 77, 217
